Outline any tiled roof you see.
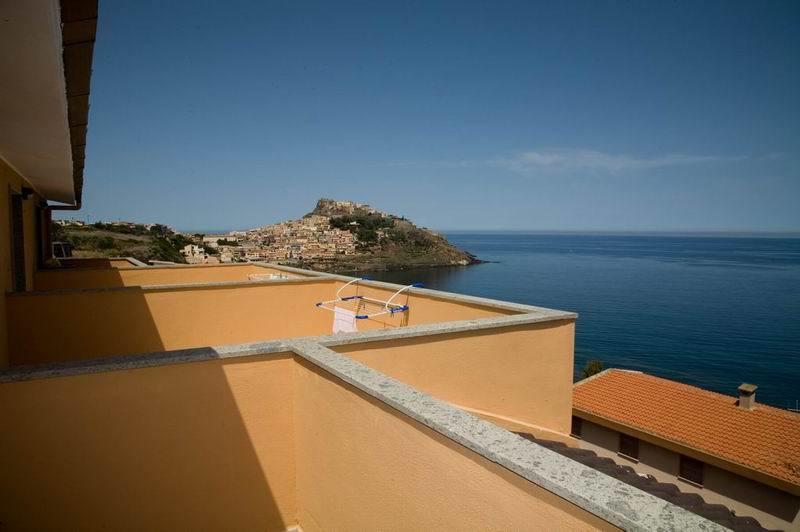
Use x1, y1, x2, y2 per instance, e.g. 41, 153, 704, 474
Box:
573, 369, 800, 488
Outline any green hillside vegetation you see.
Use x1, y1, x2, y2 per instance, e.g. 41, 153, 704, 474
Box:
329, 213, 395, 246
303, 199, 480, 272
53, 222, 192, 263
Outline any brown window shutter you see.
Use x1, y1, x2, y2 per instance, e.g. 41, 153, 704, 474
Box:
619, 433, 640, 459
679, 455, 704, 485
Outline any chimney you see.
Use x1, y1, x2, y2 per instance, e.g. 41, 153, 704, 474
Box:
738, 383, 757, 410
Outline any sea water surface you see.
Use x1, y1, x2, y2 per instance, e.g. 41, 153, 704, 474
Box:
369, 233, 800, 409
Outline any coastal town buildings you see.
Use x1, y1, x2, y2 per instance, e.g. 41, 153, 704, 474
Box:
0, 1, 785, 530
573, 369, 800, 530
180, 244, 206, 264
226, 214, 357, 264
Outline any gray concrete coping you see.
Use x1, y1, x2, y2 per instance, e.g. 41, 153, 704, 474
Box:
0, 337, 729, 530
1, 263, 575, 383
4, 263, 715, 528
8, 274, 334, 297
258, 262, 578, 316
29, 259, 574, 316
0, 312, 572, 384
288, 340, 728, 532
0, 259, 726, 530
0, 341, 293, 383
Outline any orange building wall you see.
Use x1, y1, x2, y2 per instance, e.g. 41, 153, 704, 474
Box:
0, 354, 297, 531
6, 280, 513, 366
338, 320, 576, 436
33, 263, 303, 290
0, 158, 43, 367
332, 280, 519, 332
293, 357, 616, 531
0, 353, 616, 531
7, 281, 337, 365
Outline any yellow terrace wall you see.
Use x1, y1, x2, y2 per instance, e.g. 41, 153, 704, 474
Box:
33, 263, 303, 290
0, 158, 43, 367
337, 320, 576, 437
332, 279, 518, 331
0, 354, 615, 531
298, 357, 613, 531
0, 354, 297, 530
58, 257, 120, 269
8, 280, 335, 365
7, 280, 514, 366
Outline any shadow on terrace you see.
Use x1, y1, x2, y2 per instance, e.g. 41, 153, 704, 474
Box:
9, 262, 518, 365
1, 261, 725, 530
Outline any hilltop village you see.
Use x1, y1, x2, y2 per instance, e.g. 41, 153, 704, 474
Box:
55, 199, 479, 271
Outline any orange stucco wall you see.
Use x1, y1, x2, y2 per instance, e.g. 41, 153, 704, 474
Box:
33, 263, 304, 290
0, 353, 615, 531
7, 280, 337, 365
293, 357, 616, 531
0, 354, 297, 531
7, 279, 512, 366
331, 280, 518, 331
58, 257, 117, 269
0, 354, 611, 531
338, 320, 576, 436
0, 158, 42, 367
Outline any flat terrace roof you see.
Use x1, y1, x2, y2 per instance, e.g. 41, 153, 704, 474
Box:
0, 263, 728, 531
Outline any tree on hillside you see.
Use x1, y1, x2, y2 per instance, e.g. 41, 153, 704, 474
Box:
581, 360, 604, 380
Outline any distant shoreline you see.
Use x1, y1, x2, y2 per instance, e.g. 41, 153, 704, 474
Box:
179, 228, 800, 239
440, 230, 800, 239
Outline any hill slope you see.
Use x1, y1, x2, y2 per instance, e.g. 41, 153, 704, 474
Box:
285, 198, 480, 271
53, 222, 192, 263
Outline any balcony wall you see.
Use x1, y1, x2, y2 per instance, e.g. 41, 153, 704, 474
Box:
334, 319, 576, 437
0, 158, 44, 367
33, 263, 302, 291
6, 279, 516, 366
7, 280, 336, 365
330, 279, 519, 332
292, 356, 614, 531
0, 353, 297, 530
55, 257, 125, 270
0, 352, 616, 531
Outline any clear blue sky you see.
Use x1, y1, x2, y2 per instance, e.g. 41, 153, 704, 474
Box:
71, 0, 799, 232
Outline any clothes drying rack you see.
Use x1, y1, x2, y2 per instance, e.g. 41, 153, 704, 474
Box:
315, 278, 423, 320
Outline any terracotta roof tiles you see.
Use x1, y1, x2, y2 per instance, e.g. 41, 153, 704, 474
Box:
573, 369, 800, 488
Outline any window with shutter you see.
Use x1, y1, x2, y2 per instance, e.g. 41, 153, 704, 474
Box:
618, 433, 639, 459
679, 455, 704, 485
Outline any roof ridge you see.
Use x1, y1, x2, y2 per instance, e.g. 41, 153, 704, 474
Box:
573, 369, 800, 488
583, 368, 799, 418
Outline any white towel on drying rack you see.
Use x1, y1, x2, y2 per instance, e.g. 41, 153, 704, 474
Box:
333, 306, 358, 334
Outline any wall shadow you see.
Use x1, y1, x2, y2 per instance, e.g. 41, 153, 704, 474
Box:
34, 265, 129, 290
7, 280, 338, 366
293, 357, 611, 531
0, 353, 293, 530
33, 263, 278, 291
7, 284, 166, 366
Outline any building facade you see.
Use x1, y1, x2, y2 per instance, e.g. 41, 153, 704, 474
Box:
573, 369, 800, 530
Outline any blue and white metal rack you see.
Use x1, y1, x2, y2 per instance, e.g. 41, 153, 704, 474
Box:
315, 278, 423, 320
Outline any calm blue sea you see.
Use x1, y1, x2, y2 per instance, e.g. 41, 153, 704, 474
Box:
369, 233, 800, 410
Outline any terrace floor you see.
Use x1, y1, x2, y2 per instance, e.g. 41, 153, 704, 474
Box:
0, 261, 729, 531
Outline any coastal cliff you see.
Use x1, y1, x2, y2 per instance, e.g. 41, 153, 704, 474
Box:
52, 199, 482, 271
261, 198, 481, 272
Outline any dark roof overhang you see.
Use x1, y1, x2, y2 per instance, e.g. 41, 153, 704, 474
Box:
60, 0, 97, 207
